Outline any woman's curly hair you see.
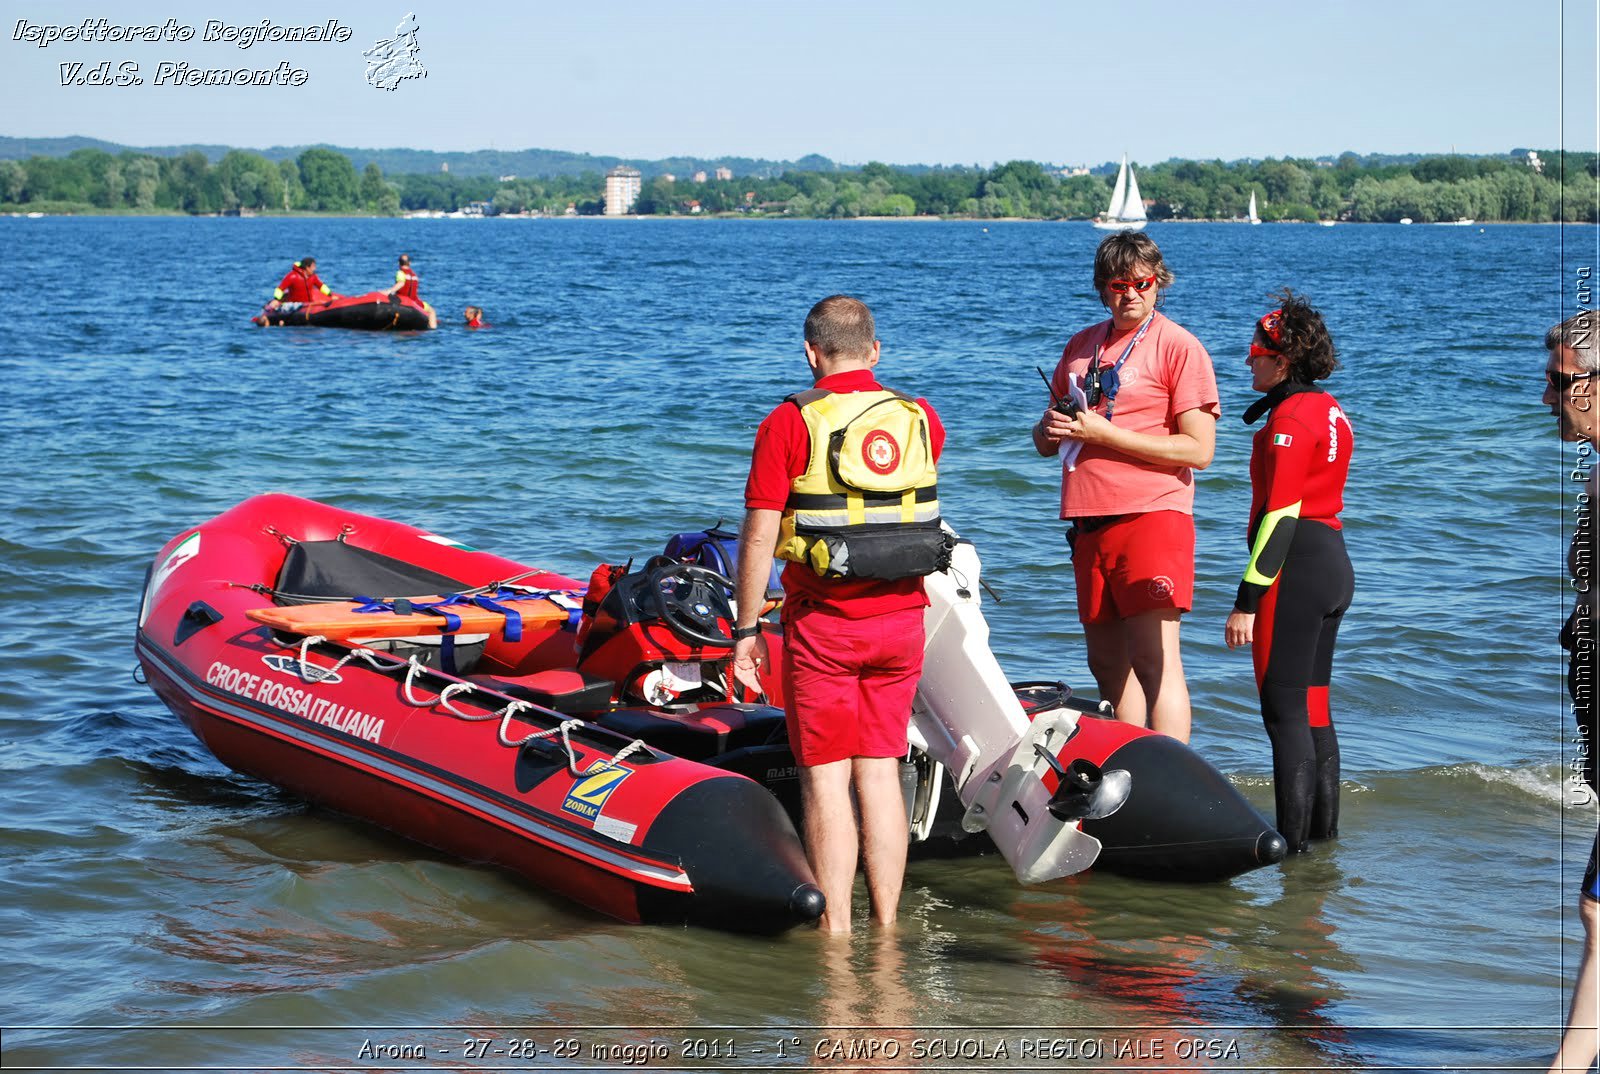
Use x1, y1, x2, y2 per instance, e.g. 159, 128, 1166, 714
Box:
1262, 288, 1339, 382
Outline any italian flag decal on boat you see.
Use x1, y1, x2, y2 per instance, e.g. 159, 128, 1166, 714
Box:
420, 533, 477, 551
140, 531, 201, 626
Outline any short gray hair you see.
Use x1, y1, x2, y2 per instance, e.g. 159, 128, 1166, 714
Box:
1546, 310, 1599, 372
804, 295, 876, 359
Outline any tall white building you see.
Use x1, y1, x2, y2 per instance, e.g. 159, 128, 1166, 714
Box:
604, 166, 643, 215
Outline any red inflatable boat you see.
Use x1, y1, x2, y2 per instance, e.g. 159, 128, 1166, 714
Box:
134, 495, 1283, 931
252, 291, 436, 330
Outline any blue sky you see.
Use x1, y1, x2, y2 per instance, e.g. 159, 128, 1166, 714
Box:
1, 0, 1594, 164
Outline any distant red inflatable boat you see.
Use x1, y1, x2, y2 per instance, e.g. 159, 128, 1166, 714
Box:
252, 291, 436, 330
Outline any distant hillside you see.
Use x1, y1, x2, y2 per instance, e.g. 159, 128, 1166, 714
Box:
4, 136, 1587, 222
1, 136, 1545, 181
0, 136, 859, 179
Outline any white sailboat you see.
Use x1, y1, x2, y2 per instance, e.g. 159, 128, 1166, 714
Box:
1248, 190, 1262, 225
1092, 154, 1147, 231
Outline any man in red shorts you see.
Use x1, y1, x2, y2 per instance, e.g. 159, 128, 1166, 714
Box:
732, 295, 946, 934
1032, 232, 1219, 742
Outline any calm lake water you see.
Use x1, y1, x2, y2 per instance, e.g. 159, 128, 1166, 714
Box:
0, 216, 1596, 1073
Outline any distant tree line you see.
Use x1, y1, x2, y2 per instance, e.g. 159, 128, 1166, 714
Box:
2, 146, 1595, 222
0, 146, 403, 214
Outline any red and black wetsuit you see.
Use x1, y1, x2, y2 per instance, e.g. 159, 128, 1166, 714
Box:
1236, 381, 1354, 852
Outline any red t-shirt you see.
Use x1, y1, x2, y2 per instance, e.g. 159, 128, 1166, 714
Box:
1248, 387, 1352, 536
1049, 311, 1219, 518
745, 368, 946, 618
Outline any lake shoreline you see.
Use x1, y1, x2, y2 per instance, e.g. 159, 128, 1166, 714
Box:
4, 207, 1550, 225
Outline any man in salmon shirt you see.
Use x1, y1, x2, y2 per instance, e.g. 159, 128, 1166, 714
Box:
1032, 232, 1219, 743
732, 295, 947, 934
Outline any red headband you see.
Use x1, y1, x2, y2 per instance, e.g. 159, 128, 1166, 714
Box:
1257, 309, 1284, 346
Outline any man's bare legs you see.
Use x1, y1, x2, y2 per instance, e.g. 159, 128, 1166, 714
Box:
799, 755, 908, 933
1083, 609, 1191, 742
853, 755, 907, 926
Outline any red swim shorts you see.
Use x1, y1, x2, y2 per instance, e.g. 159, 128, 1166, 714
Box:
781, 603, 924, 767
1071, 509, 1194, 625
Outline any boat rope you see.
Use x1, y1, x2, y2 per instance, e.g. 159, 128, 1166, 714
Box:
606, 738, 648, 769
434, 683, 646, 771
295, 635, 380, 682
434, 684, 578, 751
401, 657, 442, 706
289, 637, 646, 772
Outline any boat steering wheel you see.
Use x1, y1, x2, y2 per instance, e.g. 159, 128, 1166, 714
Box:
646, 562, 736, 649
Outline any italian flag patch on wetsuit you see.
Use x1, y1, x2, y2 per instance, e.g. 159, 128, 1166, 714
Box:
1272, 433, 1293, 447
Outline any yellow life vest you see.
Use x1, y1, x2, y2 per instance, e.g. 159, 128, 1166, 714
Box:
776, 387, 949, 580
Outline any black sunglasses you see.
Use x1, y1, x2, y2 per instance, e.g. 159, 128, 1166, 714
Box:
1548, 369, 1595, 391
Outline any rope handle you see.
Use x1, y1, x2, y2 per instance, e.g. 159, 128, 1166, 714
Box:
291, 636, 645, 774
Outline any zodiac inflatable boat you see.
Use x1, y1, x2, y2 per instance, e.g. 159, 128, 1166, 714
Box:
134, 495, 1284, 931
252, 290, 436, 330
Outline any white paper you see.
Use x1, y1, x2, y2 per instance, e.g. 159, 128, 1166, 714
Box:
1061, 373, 1090, 471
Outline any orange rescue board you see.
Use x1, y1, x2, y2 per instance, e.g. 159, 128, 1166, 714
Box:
247, 594, 574, 641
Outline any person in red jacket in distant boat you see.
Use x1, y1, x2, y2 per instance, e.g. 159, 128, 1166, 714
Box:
383, 253, 437, 327
265, 256, 336, 311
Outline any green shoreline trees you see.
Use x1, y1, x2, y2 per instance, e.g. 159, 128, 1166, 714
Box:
1, 146, 1594, 222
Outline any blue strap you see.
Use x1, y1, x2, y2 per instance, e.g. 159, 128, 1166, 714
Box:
420, 597, 465, 633
468, 594, 523, 642
494, 586, 585, 631
1092, 313, 1155, 421
350, 587, 584, 636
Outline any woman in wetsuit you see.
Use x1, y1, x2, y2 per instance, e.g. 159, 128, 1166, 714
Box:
1224, 291, 1354, 854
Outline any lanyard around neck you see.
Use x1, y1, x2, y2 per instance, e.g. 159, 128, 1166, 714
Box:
1087, 313, 1155, 420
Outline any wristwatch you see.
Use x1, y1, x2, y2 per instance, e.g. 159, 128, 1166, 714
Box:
731, 624, 760, 641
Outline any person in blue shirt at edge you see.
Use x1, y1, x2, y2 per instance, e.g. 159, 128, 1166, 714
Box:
1545, 310, 1598, 1074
